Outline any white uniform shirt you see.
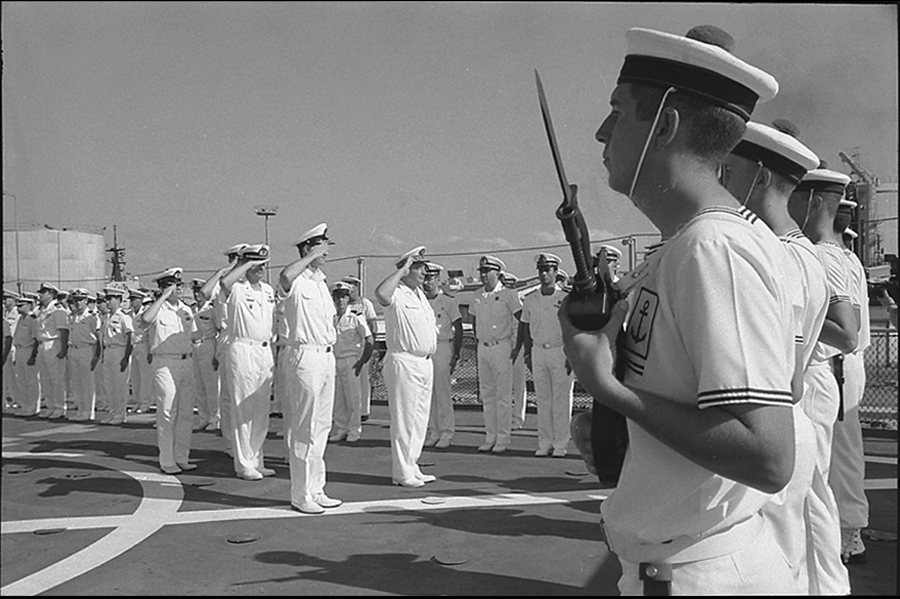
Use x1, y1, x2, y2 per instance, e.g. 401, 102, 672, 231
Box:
471, 282, 522, 342
64, 310, 101, 347
333, 311, 371, 358
4, 306, 20, 338
192, 300, 218, 342
383, 284, 437, 357
604, 206, 794, 544
146, 301, 196, 356
521, 286, 567, 348
780, 230, 830, 373
12, 311, 37, 347
101, 309, 134, 348
812, 242, 854, 362
279, 268, 337, 346
843, 249, 870, 353
35, 301, 68, 342
349, 296, 377, 323
223, 280, 276, 342
427, 292, 462, 341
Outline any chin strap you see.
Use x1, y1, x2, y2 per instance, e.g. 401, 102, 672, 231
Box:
742, 161, 764, 207
628, 86, 676, 200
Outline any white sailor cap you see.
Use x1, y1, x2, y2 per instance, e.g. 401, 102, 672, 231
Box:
295, 223, 332, 248
17, 291, 39, 304
239, 244, 270, 262
154, 267, 184, 287
3, 289, 20, 300
331, 281, 353, 295
342, 276, 362, 286
397, 246, 427, 269
102, 286, 127, 298
556, 269, 570, 284
38, 282, 60, 295
478, 255, 506, 272
843, 227, 858, 239
224, 243, 248, 258
731, 120, 820, 184
424, 262, 444, 276
535, 253, 561, 267
618, 25, 778, 121
599, 245, 623, 261
500, 272, 519, 286
795, 169, 851, 196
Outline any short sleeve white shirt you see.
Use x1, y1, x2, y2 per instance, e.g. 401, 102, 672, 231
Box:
223, 280, 276, 342
333, 311, 371, 358
521, 286, 567, 347
843, 249, 870, 353
471, 282, 522, 342
384, 284, 437, 357
812, 242, 854, 362
428, 292, 462, 341
279, 268, 336, 346
147, 301, 196, 355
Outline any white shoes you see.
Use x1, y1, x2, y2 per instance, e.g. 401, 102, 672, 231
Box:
477, 443, 494, 453
293, 501, 325, 515
535, 448, 551, 457
312, 494, 342, 508
491, 445, 508, 454
393, 478, 425, 488
423, 437, 439, 448
552, 448, 567, 458
434, 438, 452, 449
416, 473, 437, 483
258, 467, 277, 477
176, 463, 197, 471
237, 470, 264, 481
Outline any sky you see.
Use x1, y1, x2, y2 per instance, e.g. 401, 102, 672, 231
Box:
2, 2, 898, 291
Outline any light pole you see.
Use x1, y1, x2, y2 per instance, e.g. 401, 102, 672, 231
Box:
254, 206, 278, 283
3, 192, 21, 294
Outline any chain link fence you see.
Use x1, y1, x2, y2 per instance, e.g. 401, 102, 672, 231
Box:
369, 329, 898, 430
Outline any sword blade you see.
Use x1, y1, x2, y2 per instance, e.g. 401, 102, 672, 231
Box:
535, 69, 572, 200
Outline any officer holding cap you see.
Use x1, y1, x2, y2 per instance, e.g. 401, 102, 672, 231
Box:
12, 293, 41, 416
62, 288, 102, 421
375, 246, 438, 487
278, 223, 340, 514
516, 253, 574, 457
470, 255, 522, 453
342, 275, 379, 422
29, 282, 69, 419
563, 25, 797, 594
219, 244, 277, 481
422, 261, 463, 449
721, 118, 825, 593
141, 267, 199, 475
329, 281, 373, 444
99, 287, 134, 425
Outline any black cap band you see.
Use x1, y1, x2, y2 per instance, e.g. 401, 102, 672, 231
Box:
731, 140, 808, 184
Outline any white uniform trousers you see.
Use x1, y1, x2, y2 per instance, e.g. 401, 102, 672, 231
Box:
193, 339, 220, 426
37, 339, 66, 413
511, 352, 527, 428
229, 340, 274, 477
152, 355, 196, 470
67, 346, 97, 419
218, 339, 235, 448
333, 355, 363, 439
94, 352, 108, 411
829, 351, 869, 530
3, 345, 14, 403
12, 345, 41, 415
614, 515, 794, 595
763, 404, 817, 595
801, 361, 850, 595
427, 341, 455, 442
131, 343, 152, 411
532, 346, 574, 452
477, 339, 513, 448
384, 351, 433, 483
102, 346, 131, 420
281, 346, 335, 506
359, 362, 372, 417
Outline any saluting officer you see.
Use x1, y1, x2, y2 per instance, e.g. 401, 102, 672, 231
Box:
63, 288, 102, 421
12, 292, 41, 417
99, 287, 134, 425
278, 223, 341, 514
141, 267, 198, 475
470, 255, 522, 453
516, 253, 574, 457
29, 282, 69, 419
422, 261, 463, 449
220, 244, 277, 481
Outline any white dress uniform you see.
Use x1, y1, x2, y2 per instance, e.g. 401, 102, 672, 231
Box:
94, 308, 109, 412
11, 303, 40, 416
63, 304, 101, 421
426, 290, 461, 445
145, 297, 197, 472
3, 303, 20, 406
830, 248, 870, 531
471, 279, 522, 450
34, 297, 69, 418
279, 267, 337, 507
383, 283, 437, 484
605, 206, 796, 595
212, 280, 236, 451
332, 308, 371, 442
521, 285, 574, 455
511, 335, 528, 429
129, 304, 152, 413
193, 298, 220, 429
100, 304, 134, 423
222, 278, 276, 479
348, 295, 377, 417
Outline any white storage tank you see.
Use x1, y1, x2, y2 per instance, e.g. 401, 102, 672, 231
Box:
2, 226, 107, 294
